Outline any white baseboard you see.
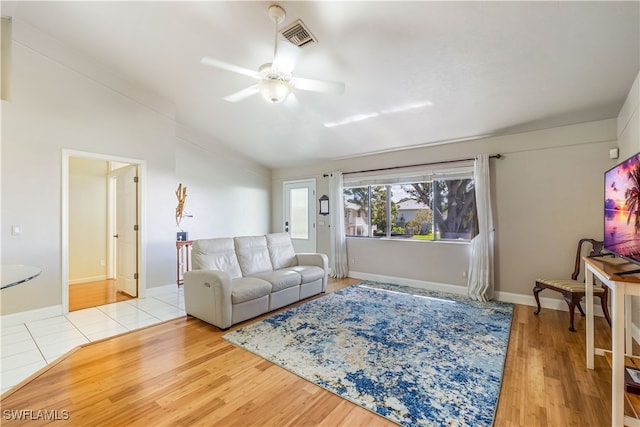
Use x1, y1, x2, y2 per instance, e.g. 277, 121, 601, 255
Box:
349, 271, 612, 320
0, 305, 64, 327
493, 289, 611, 318
3, 277, 637, 347
0, 284, 178, 327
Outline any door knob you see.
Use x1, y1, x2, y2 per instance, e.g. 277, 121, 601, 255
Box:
113, 234, 119, 238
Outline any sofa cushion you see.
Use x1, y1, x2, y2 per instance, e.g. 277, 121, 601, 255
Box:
284, 265, 325, 283
251, 269, 301, 292
231, 277, 272, 304
266, 232, 297, 270
234, 236, 273, 276
192, 238, 242, 279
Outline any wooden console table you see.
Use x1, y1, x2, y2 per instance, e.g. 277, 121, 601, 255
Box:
584, 255, 640, 426
176, 240, 192, 285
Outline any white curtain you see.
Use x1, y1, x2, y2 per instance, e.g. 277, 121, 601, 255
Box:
329, 171, 349, 278
468, 154, 494, 302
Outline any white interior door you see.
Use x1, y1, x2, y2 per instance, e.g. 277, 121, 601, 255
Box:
284, 179, 316, 253
112, 165, 138, 296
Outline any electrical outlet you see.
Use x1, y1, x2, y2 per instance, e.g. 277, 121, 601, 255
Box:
11, 225, 22, 235
351, 258, 355, 265
100, 260, 106, 267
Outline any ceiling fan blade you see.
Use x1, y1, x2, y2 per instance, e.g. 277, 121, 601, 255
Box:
223, 84, 260, 103
201, 56, 261, 79
292, 76, 345, 95
273, 39, 301, 74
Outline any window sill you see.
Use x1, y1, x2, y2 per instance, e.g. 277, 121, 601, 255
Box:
346, 236, 471, 245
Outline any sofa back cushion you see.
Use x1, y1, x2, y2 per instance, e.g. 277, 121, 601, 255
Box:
266, 232, 297, 270
191, 238, 243, 279
234, 236, 273, 276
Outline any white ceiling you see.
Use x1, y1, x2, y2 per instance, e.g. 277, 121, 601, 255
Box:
4, 1, 639, 169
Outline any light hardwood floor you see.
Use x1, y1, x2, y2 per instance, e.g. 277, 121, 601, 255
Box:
69, 279, 135, 312
2, 278, 639, 426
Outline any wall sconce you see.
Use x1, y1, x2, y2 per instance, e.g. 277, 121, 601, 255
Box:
319, 195, 329, 215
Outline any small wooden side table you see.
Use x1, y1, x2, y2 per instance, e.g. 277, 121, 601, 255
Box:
176, 240, 193, 285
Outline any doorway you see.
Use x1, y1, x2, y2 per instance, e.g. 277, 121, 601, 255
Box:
62, 150, 146, 314
283, 179, 317, 253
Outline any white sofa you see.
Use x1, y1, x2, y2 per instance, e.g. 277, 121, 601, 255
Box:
183, 232, 328, 329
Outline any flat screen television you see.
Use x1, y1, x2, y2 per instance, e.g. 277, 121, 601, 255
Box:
604, 151, 640, 268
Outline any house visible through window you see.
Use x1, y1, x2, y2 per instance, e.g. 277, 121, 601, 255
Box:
342, 165, 476, 241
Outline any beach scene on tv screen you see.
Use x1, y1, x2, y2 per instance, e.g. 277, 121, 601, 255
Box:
604, 153, 640, 261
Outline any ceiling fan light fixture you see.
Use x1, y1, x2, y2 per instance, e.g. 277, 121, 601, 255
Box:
259, 78, 292, 103
200, 3, 345, 104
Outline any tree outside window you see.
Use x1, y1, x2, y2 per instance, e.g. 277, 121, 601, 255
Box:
343, 177, 475, 241
406, 179, 476, 240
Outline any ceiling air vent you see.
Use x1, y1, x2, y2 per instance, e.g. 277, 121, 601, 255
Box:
280, 19, 317, 48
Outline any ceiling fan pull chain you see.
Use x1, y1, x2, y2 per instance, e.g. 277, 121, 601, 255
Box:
273, 18, 279, 60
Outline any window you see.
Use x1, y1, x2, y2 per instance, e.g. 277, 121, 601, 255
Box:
343, 170, 476, 241
289, 187, 309, 239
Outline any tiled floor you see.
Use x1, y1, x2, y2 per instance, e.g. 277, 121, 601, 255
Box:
1, 286, 185, 394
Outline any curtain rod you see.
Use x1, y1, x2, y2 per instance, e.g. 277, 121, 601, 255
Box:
323, 154, 502, 177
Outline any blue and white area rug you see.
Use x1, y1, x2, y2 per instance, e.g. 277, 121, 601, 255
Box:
223, 281, 513, 426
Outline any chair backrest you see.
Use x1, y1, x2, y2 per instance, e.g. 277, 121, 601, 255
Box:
571, 238, 604, 280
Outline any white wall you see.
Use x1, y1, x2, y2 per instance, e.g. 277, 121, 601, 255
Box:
175, 125, 271, 240
618, 71, 640, 158
617, 71, 640, 329
68, 157, 108, 283
0, 20, 271, 317
273, 119, 618, 301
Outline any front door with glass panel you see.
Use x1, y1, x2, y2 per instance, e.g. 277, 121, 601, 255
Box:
283, 179, 316, 253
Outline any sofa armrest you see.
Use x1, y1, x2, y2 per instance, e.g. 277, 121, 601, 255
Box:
183, 270, 233, 329
296, 253, 328, 269
296, 253, 329, 291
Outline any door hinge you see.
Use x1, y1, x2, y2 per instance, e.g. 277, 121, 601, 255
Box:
134, 273, 138, 280
133, 224, 139, 231
133, 176, 139, 183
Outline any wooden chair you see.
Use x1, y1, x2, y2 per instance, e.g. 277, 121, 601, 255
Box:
533, 238, 612, 332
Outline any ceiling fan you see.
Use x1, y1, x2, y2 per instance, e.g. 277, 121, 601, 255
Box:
201, 4, 345, 104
